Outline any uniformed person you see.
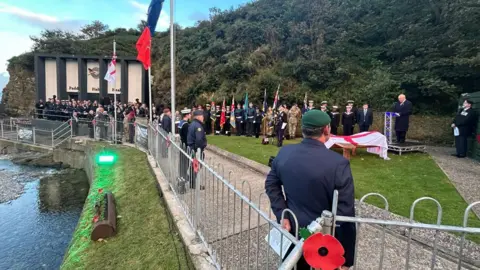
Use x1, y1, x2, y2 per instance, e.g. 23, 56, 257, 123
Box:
214, 105, 222, 135
342, 106, 355, 136
452, 99, 477, 158
392, 94, 413, 143
178, 109, 191, 181
302, 100, 315, 115
223, 106, 232, 136
234, 104, 244, 136
187, 110, 207, 189
346, 100, 358, 127
330, 105, 341, 135
204, 104, 212, 135
253, 107, 263, 138
265, 109, 356, 270
246, 102, 256, 137
275, 105, 288, 147
288, 104, 301, 139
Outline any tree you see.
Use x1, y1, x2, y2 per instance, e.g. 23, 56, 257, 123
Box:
80, 21, 109, 39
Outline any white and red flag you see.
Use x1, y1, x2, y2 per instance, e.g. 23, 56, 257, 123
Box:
104, 55, 117, 83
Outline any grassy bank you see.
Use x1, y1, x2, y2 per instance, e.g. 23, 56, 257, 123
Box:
208, 135, 480, 243
62, 144, 192, 269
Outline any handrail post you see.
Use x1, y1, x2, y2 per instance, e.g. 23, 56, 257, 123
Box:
51, 130, 54, 147
33, 127, 36, 144
1, 121, 3, 138
16, 124, 19, 141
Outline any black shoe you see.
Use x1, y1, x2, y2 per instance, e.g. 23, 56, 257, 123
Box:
457, 155, 466, 159
451, 154, 459, 157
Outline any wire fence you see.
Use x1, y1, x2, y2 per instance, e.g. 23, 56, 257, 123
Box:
143, 123, 480, 270
1, 116, 479, 269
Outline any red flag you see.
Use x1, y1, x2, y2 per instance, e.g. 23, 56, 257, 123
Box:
136, 27, 152, 70
220, 99, 226, 128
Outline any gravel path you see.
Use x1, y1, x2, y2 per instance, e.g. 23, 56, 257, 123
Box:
427, 146, 480, 218
180, 147, 480, 270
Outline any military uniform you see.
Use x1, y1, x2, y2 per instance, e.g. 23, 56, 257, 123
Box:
234, 107, 245, 136
204, 105, 212, 134
275, 108, 288, 147
223, 108, 232, 136
330, 106, 341, 135
178, 109, 191, 181
187, 114, 207, 189
302, 100, 315, 115
214, 106, 222, 135
288, 106, 300, 139
453, 104, 477, 157
246, 106, 256, 137
342, 111, 355, 136
254, 110, 263, 138
265, 110, 356, 270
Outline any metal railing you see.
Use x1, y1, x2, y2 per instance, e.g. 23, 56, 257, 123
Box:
144, 124, 480, 270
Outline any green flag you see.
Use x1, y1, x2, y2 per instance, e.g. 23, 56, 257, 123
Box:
243, 92, 248, 120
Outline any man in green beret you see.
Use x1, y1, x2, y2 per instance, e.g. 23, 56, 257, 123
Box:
265, 109, 356, 270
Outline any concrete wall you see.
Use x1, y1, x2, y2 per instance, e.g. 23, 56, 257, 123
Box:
128, 63, 142, 102
45, 59, 57, 99
66, 60, 79, 94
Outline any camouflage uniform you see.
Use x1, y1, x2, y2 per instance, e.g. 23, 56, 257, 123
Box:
288, 106, 301, 139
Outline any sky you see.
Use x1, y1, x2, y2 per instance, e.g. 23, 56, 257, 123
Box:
0, 0, 249, 91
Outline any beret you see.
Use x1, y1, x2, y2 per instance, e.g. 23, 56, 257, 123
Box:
302, 110, 331, 128
193, 110, 204, 116
347, 100, 354, 104
206, 104, 211, 107
321, 101, 328, 104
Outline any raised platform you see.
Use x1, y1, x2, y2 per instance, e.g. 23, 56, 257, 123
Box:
388, 142, 427, 155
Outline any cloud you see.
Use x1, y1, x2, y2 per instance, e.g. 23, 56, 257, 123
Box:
0, 32, 33, 74
188, 11, 208, 22
130, 0, 170, 31
0, 3, 86, 31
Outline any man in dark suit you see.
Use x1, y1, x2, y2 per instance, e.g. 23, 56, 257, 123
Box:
452, 99, 477, 158
265, 110, 356, 270
393, 94, 413, 143
357, 102, 373, 132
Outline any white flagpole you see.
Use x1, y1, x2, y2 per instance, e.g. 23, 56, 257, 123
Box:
113, 39, 117, 144
148, 38, 153, 125
170, 0, 176, 135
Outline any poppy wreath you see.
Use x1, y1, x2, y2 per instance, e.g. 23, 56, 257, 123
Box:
303, 233, 345, 270
192, 158, 200, 173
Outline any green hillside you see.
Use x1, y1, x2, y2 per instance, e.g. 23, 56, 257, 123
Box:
6, 0, 480, 115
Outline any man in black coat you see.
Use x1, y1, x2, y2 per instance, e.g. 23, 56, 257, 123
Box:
234, 104, 244, 136
246, 102, 256, 137
357, 103, 374, 132
393, 94, 413, 143
266, 110, 356, 270
452, 99, 477, 158
204, 104, 212, 134
178, 109, 191, 181
187, 110, 207, 189
161, 108, 172, 134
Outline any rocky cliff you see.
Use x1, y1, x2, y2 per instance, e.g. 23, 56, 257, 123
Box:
1, 64, 35, 117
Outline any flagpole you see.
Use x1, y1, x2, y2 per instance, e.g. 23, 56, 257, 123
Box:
113, 38, 117, 144
148, 63, 153, 124
170, 0, 176, 135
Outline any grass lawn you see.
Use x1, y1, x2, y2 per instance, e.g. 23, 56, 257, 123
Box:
62, 144, 193, 270
207, 135, 480, 242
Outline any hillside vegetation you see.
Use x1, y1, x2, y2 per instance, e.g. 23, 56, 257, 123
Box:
5, 0, 480, 115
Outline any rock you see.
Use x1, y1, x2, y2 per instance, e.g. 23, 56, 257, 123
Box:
1, 64, 35, 117
11, 152, 68, 169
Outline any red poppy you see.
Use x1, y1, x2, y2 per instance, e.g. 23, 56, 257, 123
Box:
98, 188, 103, 193
92, 215, 99, 223
303, 233, 345, 270
166, 136, 171, 148
192, 158, 199, 173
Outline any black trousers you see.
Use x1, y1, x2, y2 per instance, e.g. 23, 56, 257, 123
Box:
254, 123, 261, 138
331, 125, 338, 135
359, 124, 370, 132
455, 135, 468, 157
88, 127, 94, 138
235, 120, 243, 136
179, 143, 189, 180
396, 130, 407, 143
343, 124, 353, 136
205, 121, 212, 135
214, 121, 221, 135
187, 148, 205, 189
129, 123, 135, 143
276, 127, 285, 147
246, 121, 254, 136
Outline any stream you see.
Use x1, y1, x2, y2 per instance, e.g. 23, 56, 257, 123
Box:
0, 158, 89, 270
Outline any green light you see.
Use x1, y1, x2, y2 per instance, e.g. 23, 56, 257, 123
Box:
96, 154, 117, 165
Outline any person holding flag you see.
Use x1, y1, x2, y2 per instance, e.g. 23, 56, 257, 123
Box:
223, 102, 232, 136
234, 103, 244, 136
229, 97, 236, 130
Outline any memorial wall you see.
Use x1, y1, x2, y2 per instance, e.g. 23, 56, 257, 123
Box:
35, 54, 146, 104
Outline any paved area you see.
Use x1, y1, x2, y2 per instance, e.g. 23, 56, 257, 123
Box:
427, 146, 480, 218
